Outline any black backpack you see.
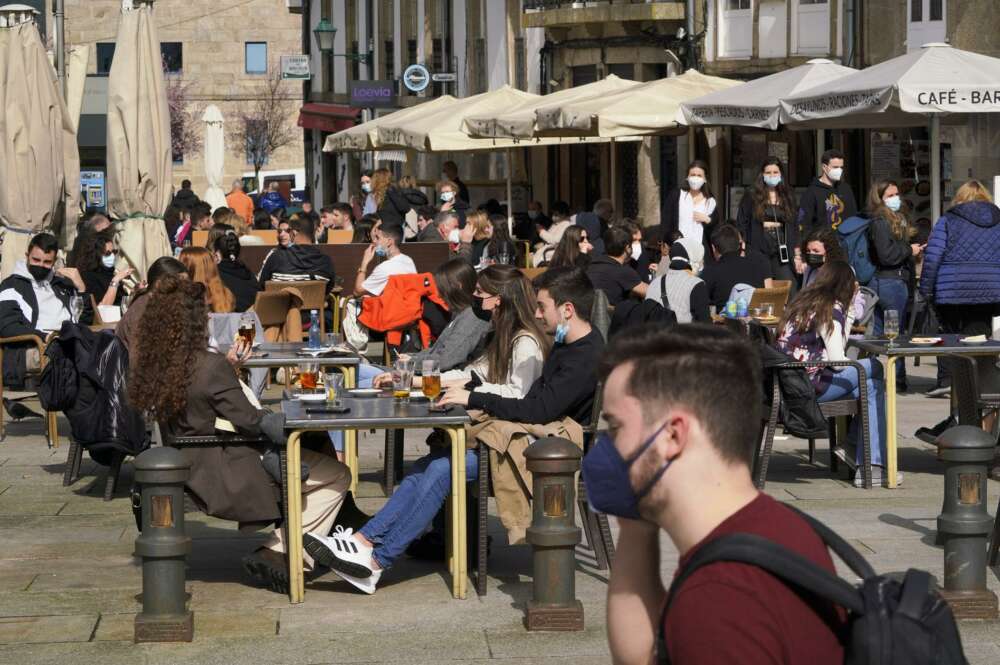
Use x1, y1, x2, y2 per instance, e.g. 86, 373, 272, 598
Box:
659, 506, 967, 665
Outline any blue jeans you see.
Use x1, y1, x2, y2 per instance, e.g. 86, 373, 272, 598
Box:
329, 364, 386, 452
870, 276, 909, 384
817, 358, 886, 467
360, 447, 479, 569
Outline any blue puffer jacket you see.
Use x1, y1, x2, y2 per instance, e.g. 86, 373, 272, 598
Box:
920, 201, 1000, 304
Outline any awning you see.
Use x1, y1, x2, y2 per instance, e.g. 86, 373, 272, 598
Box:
298, 103, 359, 133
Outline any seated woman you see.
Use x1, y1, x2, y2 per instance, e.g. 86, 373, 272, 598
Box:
304, 264, 548, 594
776, 260, 890, 487
546, 225, 592, 270
72, 228, 134, 324
482, 213, 518, 266
128, 276, 351, 593
213, 232, 261, 312
797, 227, 846, 287
645, 237, 710, 323
180, 246, 236, 314
115, 256, 188, 357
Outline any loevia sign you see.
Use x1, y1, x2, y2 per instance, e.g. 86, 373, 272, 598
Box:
350, 80, 396, 108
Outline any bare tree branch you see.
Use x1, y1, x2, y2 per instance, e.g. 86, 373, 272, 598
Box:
227, 71, 298, 186
166, 76, 201, 160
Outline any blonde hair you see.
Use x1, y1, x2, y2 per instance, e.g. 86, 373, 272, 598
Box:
397, 175, 417, 189
371, 168, 392, 207
466, 210, 491, 241
952, 180, 993, 207
436, 179, 457, 193
220, 210, 249, 236
179, 247, 235, 313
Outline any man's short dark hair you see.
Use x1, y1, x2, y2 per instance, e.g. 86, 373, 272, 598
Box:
289, 216, 315, 241
533, 266, 594, 323
710, 224, 742, 257
599, 324, 762, 466
380, 223, 403, 246
821, 148, 845, 165
603, 226, 632, 258
191, 202, 211, 224
594, 199, 614, 221
416, 205, 436, 221
28, 233, 58, 255
181, 179, 192, 190
551, 201, 570, 218
331, 202, 353, 219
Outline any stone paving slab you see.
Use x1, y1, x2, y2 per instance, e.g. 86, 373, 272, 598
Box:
0, 614, 98, 644
95, 610, 279, 642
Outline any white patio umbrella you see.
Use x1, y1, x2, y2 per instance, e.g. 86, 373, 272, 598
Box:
0, 5, 80, 274
323, 95, 458, 153
201, 104, 227, 211
780, 43, 1000, 221
105, 0, 172, 276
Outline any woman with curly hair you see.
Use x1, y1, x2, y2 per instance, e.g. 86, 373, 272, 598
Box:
179, 246, 235, 313
371, 167, 411, 229
797, 227, 846, 287
129, 275, 350, 593
71, 228, 134, 323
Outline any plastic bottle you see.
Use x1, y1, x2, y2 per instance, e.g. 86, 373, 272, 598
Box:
737, 298, 748, 318
725, 300, 737, 318
308, 309, 321, 348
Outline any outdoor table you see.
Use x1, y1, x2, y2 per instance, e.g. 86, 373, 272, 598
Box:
281, 396, 471, 602
849, 335, 1000, 489
220, 342, 364, 490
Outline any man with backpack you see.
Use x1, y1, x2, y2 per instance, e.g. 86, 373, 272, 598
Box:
798, 149, 858, 236
588, 324, 965, 665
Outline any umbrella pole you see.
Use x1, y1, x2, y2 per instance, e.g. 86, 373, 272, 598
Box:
930, 114, 941, 224
610, 139, 616, 209
506, 148, 513, 235
815, 130, 824, 173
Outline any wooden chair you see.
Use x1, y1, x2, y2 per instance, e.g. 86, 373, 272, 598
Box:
325, 229, 354, 244
265, 280, 328, 339
519, 267, 547, 281
748, 283, 792, 318
250, 230, 278, 244
516, 240, 532, 268
0, 333, 58, 447
191, 230, 208, 247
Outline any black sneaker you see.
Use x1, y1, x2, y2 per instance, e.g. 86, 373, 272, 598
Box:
915, 415, 956, 444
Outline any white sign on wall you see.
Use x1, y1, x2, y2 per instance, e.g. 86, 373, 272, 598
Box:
281, 55, 311, 80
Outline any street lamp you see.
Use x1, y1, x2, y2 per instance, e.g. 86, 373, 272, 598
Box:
313, 18, 336, 54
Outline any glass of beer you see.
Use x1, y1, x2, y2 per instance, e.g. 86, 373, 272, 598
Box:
422, 359, 441, 400
392, 358, 414, 402
324, 371, 343, 405
885, 309, 900, 349
238, 313, 256, 347
299, 361, 319, 394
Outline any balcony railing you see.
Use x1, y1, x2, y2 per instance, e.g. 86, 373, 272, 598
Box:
524, 0, 674, 10
523, 1, 684, 28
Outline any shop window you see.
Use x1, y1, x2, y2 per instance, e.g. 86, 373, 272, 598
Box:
245, 42, 268, 75
718, 0, 752, 59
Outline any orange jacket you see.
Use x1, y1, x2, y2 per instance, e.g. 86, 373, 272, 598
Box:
359, 272, 448, 347
226, 190, 255, 227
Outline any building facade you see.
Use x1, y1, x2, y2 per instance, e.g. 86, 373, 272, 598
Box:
46, 0, 305, 208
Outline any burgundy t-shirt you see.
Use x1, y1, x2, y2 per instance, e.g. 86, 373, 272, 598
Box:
664, 494, 846, 664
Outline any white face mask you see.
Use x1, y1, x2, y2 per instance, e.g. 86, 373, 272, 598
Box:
102, 254, 116, 269
448, 228, 461, 244
885, 195, 902, 212
630, 241, 642, 261
361, 182, 372, 193
826, 166, 843, 182
687, 176, 706, 191
440, 191, 455, 203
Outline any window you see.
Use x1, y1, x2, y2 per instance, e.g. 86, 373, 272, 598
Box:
793, 0, 830, 55
799, 0, 827, 3
514, 38, 526, 91
571, 65, 598, 87
607, 63, 634, 80
383, 40, 395, 81
718, 0, 753, 58
911, 0, 922, 22
96, 43, 115, 76
245, 42, 267, 74
930, 0, 943, 20
727, 0, 750, 9
160, 42, 182, 74
908, 0, 946, 51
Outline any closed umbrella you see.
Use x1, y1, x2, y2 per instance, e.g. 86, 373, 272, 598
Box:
201, 105, 227, 211
0, 7, 80, 274
105, 0, 172, 276
780, 43, 1000, 221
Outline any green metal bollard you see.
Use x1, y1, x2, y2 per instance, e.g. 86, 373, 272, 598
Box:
936, 425, 999, 619
133, 447, 194, 642
524, 436, 584, 631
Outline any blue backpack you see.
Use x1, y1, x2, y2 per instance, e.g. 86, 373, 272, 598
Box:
836, 216, 876, 285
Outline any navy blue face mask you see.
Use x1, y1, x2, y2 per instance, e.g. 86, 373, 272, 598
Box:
582, 422, 672, 520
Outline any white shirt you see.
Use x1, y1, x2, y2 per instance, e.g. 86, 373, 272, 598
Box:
678, 192, 713, 246
441, 333, 544, 399
34, 279, 72, 332
362, 252, 417, 296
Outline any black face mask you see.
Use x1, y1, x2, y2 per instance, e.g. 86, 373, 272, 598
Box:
471, 295, 492, 322
805, 253, 826, 267
27, 264, 52, 282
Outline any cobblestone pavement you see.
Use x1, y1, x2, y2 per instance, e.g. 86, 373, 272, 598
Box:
0, 359, 997, 663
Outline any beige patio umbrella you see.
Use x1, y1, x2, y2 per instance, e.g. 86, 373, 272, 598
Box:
201, 105, 227, 211
323, 95, 458, 153
462, 75, 641, 140
105, 0, 172, 276
0, 5, 80, 275
535, 70, 741, 138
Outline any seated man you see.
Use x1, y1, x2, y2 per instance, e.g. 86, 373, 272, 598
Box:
415, 210, 460, 244
0, 233, 83, 388
587, 226, 648, 306
317, 203, 354, 243
258, 216, 335, 291
352, 224, 416, 298
595, 324, 845, 664
701, 223, 771, 308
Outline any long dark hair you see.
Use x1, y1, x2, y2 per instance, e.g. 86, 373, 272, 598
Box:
486, 214, 514, 261
550, 226, 590, 270
253, 208, 272, 230
71, 228, 115, 273
214, 231, 244, 265
476, 265, 551, 384
433, 258, 476, 313
128, 275, 209, 420
866, 179, 909, 241
752, 157, 796, 223
129, 256, 187, 304
680, 159, 714, 199
779, 260, 857, 336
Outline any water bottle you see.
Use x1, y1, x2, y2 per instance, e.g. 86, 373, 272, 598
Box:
725, 300, 737, 318
737, 298, 748, 318
308, 309, 320, 348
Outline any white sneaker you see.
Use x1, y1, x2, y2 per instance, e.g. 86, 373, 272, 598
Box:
333, 566, 382, 595
303, 529, 375, 578
854, 467, 904, 488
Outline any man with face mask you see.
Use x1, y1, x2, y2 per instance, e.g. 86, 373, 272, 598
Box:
0, 234, 80, 388
590, 325, 846, 665
797, 148, 858, 236
352, 224, 415, 297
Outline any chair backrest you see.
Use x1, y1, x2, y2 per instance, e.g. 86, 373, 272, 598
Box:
253, 290, 296, 327
325, 229, 354, 244
748, 284, 791, 317
208, 312, 263, 347
520, 267, 547, 280
772, 280, 793, 291
265, 279, 326, 311
951, 356, 981, 427
249, 229, 278, 244
583, 381, 605, 451
191, 230, 208, 247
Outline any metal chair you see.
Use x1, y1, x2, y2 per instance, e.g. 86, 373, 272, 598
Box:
63, 441, 125, 501
0, 333, 58, 447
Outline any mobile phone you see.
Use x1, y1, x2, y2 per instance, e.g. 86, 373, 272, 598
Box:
778, 244, 790, 264
306, 406, 350, 414
428, 404, 453, 413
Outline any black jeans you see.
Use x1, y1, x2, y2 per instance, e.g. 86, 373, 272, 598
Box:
935, 302, 1000, 388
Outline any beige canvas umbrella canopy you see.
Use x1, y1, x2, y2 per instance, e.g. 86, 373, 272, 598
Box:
0, 6, 80, 274
323, 95, 458, 153
534, 70, 741, 138
462, 74, 641, 140
105, 0, 172, 276
201, 105, 227, 211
